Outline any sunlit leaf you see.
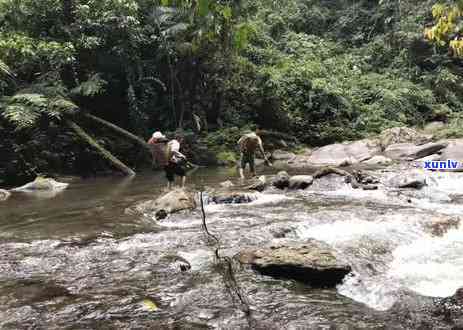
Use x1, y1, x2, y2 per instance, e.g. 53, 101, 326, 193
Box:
142, 299, 159, 312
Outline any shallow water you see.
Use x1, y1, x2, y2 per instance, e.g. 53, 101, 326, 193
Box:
1, 167, 462, 329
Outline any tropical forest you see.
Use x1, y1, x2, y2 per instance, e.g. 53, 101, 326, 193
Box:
2, 0, 463, 329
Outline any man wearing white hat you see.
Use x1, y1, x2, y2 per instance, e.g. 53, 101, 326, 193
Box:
148, 131, 187, 189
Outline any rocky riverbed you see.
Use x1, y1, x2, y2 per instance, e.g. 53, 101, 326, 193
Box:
1, 127, 463, 328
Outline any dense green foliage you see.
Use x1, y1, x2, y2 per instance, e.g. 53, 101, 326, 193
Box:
2, 0, 463, 184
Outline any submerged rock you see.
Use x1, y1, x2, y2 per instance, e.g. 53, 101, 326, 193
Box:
130, 188, 196, 219
220, 180, 235, 188
238, 239, 351, 287
208, 191, 257, 204
0, 189, 10, 201
288, 175, 314, 189
12, 177, 69, 192
424, 216, 460, 237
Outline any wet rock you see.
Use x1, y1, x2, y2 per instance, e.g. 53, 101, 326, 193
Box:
220, 180, 235, 188
270, 227, 292, 238
271, 150, 296, 161
390, 288, 463, 329
425, 216, 460, 237
386, 171, 427, 189
246, 176, 267, 192
415, 153, 441, 163
130, 188, 196, 219
313, 166, 351, 179
384, 142, 448, 161
362, 155, 392, 165
6, 280, 71, 304
379, 127, 432, 150
208, 191, 257, 204
0, 189, 10, 201
288, 175, 314, 189
307, 139, 380, 166
272, 171, 290, 189
439, 139, 463, 171
11, 177, 69, 192
238, 239, 351, 287
159, 254, 191, 272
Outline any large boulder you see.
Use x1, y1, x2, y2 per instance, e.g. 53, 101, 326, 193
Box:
238, 239, 351, 287
439, 139, 463, 171
272, 171, 290, 189
379, 127, 432, 150
386, 171, 427, 189
12, 177, 69, 192
130, 189, 196, 219
288, 175, 314, 190
0, 189, 10, 201
384, 142, 447, 161
307, 139, 380, 166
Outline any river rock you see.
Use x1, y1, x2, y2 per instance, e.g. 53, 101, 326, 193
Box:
362, 155, 392, 165
272, 171, 290, 189
246, 176, 267, 192
238, 239, 351, 287
384, 142, 447, 161
288, 175, 314, 189
379, 127, 432, 149
131, 188, 196, 219
386, 171, 427, 189
271, 150, 296, 161
438, 139, 463, 171
424, 216, 460, 237
12, 177, 69, 192
220, 180, 235, 188
208, 191, 257, 204
0, 189, 10, 201
307, 139, 380, 166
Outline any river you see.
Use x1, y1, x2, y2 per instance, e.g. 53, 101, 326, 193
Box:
1, 167, 462, 329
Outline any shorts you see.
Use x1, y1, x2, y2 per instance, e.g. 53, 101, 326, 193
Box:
164, 161, 186, 182
240, 152, 255, 172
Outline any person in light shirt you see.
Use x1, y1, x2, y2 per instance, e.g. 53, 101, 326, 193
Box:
148, 131, 187, 189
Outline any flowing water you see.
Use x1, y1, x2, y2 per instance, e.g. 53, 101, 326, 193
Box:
1, 167, 463, 329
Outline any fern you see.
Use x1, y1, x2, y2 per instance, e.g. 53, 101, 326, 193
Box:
71, 74, 107, 97
0, 93, 78, 130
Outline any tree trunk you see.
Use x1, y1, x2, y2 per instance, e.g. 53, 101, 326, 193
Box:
67, 120, 136, 176
83, 113, 151, 152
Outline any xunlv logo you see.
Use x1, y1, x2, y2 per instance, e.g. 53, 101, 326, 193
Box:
423, 159, 460, 170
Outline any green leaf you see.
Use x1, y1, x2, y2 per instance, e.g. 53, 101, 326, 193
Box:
161, 0, 170, 6
142, 299, 159, 312
221, 6, 232, 20
198, 0, 209, 17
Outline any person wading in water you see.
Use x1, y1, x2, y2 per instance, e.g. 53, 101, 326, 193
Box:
237, 127, 272, 179
148, 131, 187, 189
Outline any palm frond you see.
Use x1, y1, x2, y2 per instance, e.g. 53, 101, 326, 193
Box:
0, 60, 14, 78
71, 74, 107, 97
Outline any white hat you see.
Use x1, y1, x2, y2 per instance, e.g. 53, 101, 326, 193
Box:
152, 131, 165, 139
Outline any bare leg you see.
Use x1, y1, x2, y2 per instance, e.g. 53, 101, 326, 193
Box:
167, 181, 171, 190
239, 167, 245, 180
181, 176, 186, 188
